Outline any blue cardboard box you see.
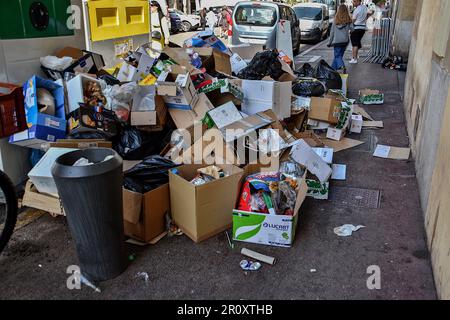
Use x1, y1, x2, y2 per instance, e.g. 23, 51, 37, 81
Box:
9, 76, 67, 149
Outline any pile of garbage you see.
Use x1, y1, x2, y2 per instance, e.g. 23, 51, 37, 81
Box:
8, 29, 386, 251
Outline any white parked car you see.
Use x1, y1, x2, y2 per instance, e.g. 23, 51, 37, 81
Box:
169, 9, 201, 32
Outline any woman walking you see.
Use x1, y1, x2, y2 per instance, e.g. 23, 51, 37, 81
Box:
328, 4, 354, 71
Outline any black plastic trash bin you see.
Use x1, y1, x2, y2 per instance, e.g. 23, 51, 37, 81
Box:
52, 148, 127, 282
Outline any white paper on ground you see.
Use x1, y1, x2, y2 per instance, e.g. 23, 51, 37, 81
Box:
334, 224, 365, 237
373, 145, 391, 158
373, 145, 411, 160
331, 164, 347, 180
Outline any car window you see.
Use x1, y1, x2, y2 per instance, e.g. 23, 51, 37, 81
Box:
235, 4, 277, 27
294, 7, 323, 21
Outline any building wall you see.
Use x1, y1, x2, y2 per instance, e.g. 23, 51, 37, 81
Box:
402, 0, 450, 299
391, 0, 416, 58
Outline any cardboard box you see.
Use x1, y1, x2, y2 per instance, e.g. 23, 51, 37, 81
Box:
169, 93, 214, 129
41, 47, 105, 81
242, 80, 292, 120
68, 105, 118, 137
232, 165, 308, 247
309, 97, 341, 124
350, 114, 363, 134
49, 139, 112, 149
169, 164, 244, 243
326, 127, 345, 141
292, 131, 324, 148
359, 89, 384, 105
290, 139, 332, 183
219, 112, 274, 143
28, 147, 78, 196
131, 87, 167, 127
117, 52, 155, 83
9, 76, 66, 148
66, 74, 103, 113
306, 179, 329, 200
123, 184, 170, 244
22, 181, 65, 217
157, 71, 198, 110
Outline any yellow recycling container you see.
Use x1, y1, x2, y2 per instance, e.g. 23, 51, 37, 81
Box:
88, 0, 150, 42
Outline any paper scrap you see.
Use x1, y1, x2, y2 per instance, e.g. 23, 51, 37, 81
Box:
373, 145, 411, 160
331, 164, 347, 180
334, 224, 365, 237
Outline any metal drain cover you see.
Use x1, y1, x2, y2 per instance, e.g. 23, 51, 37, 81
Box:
330, 187, 381, 209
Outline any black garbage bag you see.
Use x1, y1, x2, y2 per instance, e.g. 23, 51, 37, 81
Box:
237, 50, 284, 80
113, 126, 172, 160
124, 155, 179, 193
295, 63, 315, 77
314, 59, 342, 90
292, 77, 326, 97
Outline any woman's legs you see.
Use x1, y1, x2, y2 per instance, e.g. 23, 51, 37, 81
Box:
332, 46, 346, 70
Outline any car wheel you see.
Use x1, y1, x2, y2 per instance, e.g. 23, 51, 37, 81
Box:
181, 21, 192, 32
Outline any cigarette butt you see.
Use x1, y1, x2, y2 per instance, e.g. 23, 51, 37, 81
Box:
241, 248, 276, 265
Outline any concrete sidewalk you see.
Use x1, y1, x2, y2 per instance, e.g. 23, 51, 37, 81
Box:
0, 35, 437, 300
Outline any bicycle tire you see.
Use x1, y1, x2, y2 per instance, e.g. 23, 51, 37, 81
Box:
0, 170, 18, 254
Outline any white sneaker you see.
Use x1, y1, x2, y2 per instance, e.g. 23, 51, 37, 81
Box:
349, 58, 358, 64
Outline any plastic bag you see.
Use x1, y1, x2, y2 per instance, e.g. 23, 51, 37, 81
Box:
295, 63, 315, 77
292, 77, 326, 97
104, 82, 138, 122
40, 56, 74, 71
124, 155, 179, 193
314, 60, 342, 90
114, 126, 171, 160
237, 50, 284, 80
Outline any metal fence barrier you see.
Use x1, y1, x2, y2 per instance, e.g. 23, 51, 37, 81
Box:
363, 18, 393, 64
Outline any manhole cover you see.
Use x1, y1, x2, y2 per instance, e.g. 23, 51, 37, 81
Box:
330, 187, 381, 209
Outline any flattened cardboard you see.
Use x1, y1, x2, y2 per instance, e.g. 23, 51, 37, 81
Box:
169, 164, 244, 243
353, 105, 374, 121
207, 101, 243, 129
313, 147, 334, 164
373, 145, 411, 160
363, 121, 384, 129
168, 93, 214, 129
323, 137, 365, 152
290, 139, 332, 183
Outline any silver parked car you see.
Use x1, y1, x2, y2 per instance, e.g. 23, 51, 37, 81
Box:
231, 1, 302, 54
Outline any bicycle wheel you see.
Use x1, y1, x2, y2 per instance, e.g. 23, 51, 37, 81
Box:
0, 170, 18, 254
